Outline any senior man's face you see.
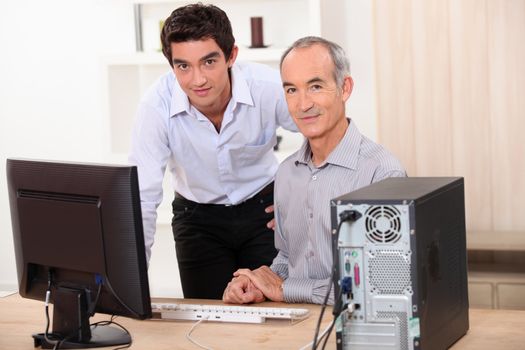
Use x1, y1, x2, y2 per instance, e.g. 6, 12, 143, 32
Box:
280, 44, 352, 141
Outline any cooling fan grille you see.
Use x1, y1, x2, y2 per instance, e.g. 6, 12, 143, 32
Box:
365, 205, 402, 243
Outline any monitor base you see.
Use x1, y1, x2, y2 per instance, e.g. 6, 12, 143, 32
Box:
33, 324, 131, 349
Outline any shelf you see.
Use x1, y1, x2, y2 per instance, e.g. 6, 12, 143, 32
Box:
467, 231, 525, 251
469, 263, 525, 277
133, 0, 321, 54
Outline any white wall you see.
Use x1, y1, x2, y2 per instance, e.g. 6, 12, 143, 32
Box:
0, 1, 376, 297
0, 0, 135, 289
321, 0, 378, 140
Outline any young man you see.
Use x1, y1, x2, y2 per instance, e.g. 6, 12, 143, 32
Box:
128, 3, 296, 299
222, 36, 406, 305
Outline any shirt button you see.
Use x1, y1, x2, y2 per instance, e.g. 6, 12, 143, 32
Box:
312, 175, 317, 180
309, 213, 313, 219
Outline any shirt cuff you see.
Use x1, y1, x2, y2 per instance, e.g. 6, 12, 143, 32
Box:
282, 278, 316, 303
282, 277, 333, 305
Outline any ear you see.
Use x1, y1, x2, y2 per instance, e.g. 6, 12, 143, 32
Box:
227, 45, 239, 68
341, 76, 354, 102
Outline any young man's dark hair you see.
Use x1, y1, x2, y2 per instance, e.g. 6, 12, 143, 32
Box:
160, 3, 235, 67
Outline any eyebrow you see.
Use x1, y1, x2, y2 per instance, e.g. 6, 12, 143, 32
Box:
172, 51, 222, 65
282, 76, 325, 88
307, 77, 325, 85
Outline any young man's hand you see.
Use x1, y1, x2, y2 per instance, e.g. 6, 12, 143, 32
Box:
265, 205, 275, 230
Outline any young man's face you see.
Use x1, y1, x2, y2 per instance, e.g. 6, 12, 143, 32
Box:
281, 44, 353, 141
170, 38, 237, 114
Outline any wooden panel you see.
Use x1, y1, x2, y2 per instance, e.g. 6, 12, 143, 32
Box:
487, 0, 525, 231
372, 0, 416, 175
448, 0, 493, 230
469, 269, 525, 310
410, 0, 453, 176
498, 284, 525, 310
467, 231, 525, 251
468, 281, 494, 309
373, 0, 525, 236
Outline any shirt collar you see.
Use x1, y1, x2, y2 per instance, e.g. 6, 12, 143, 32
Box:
230, 64, 254, 107
293, 118, 361, 170
170, 72, 190, 117
169, 64, 254, 118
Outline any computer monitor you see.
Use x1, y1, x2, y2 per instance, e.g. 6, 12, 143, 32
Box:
7, 158, 152, 349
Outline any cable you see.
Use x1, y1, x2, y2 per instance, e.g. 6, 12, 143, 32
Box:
52, 316, 132, 350
320, 319, 336, 350
311, 268, 335, 350
186, 317, 214, 350
320, 307, 348, 350
298, 320, 333, 350
319, 290, 344, 350
103, 276, 143, 319
312, 287, 344, 350
88, 282, 103, 317
42, 271, 131, 350
43, 270, 61, 347
93, 317, 133, 350
311, 210, 361, 350
311, 215, 345, 349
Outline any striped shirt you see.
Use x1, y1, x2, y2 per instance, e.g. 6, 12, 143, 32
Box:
270, 119, 406, 304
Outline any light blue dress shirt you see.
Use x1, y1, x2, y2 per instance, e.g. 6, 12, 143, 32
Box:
129, 61, 297, 260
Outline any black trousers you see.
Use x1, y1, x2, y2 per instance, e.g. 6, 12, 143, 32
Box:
171, 186, 276, 299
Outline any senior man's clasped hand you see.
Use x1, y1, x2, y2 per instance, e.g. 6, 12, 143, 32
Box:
223, 266, 284, 304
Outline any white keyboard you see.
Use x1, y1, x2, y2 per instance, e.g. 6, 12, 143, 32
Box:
151, 302, 310, 324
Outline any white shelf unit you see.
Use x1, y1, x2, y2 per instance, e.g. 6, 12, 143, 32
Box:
134, 0, 321, 53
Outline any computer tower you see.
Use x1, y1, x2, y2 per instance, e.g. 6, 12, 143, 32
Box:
331, 177, 469, 350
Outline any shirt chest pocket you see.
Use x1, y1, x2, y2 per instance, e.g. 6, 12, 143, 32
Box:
229, 129, 277, 166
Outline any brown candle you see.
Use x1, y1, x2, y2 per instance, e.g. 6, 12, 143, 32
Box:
250, 17, 264, 48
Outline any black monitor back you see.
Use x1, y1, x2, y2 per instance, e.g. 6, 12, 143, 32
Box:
7, 158, 151, 347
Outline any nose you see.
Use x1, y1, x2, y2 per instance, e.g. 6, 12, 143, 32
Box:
298, 90, 314, 112
192, 67, 207, 86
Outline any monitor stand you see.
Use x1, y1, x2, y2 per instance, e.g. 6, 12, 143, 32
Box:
32, 286, 131, 349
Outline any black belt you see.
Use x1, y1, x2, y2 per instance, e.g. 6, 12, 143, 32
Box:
175, 182, 274, 207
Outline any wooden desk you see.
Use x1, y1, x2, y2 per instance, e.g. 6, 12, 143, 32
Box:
0, 294, 333, 349
1, 294, 525, 349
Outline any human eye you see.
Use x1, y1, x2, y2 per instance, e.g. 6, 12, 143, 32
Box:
177, 63, 189, 71
285, 87, 296, 94
310, 84, 322, 92
204, 59, 216, 66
